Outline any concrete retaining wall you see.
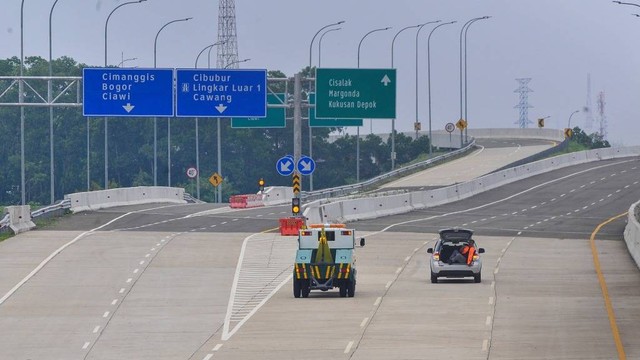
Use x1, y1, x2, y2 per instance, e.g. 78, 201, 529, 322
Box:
304, 146, 640, 224
5, 205, 36, 234
624, 200, 640, 270
65, 186, 186, 213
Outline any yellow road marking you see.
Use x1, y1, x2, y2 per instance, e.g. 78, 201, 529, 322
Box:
590, 212, 628, 360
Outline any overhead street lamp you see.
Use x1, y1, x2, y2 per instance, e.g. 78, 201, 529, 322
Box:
153, 17, 192, 188
427, 21, 456, 157
613, 0, 640, 7
568, 110, 580, 128
308, 20, 344, 192
192, 42, 224, 200
459, 16, 490, 145
415, 21, 441, 140
207, 41, 226, 68
357, 26, 391, 182
318, 28, 341, 67
48, 0, 62, 204
118, 57, 137, 67
103, 0, 147, 190
389, 23, 421, 170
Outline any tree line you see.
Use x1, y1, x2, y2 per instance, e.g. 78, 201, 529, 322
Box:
0, 57, 432, 205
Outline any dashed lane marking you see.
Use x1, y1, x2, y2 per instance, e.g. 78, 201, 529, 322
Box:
344, 341, 354, 354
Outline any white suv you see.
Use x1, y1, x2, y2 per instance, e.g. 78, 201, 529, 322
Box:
427, 228, 485, 283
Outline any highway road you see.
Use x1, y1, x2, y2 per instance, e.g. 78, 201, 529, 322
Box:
0, 153, 638, 359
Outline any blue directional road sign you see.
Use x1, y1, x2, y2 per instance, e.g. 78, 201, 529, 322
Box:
297, 156, 316, 176
83, 68, 174, 117
276, 156, 295, 176
176, 69, 267, 118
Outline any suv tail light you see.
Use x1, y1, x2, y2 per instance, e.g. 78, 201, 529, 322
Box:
433, 252, 440, 261
473, 254, 479, 261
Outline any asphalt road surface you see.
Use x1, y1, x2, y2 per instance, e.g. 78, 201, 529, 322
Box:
0, 155, 639, 359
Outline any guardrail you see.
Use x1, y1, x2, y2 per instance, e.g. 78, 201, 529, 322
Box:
302, 140, 477, 202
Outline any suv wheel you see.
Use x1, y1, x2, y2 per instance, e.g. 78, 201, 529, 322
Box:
474, 273, 481, 283
293, 279, 301, 298
430, 272, 438, 284
347, 279, 355, 297
301, 281, 310, 298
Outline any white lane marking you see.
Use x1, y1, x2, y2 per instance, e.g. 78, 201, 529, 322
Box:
601, 177, 606, 181
462, 223, 468, 226
414, 248, 419, 252
202, 354, 213, 360
156, 243, 160, 246
491, 216, 497, 219
560, 193, 566, 197
494, 268, 499, 275
471, 220, 478, 224
93, 326, 100, 333
491, 281, 495, 288
489, 297, 494, 305
517, 231, 522, 235
404, 256, 411, 262
530, 205, 537, 209
521, 209, 527, 213
610, 173, 616, 177
119, 288, 125, 294
161, 239, 166, 242
580, 185, 586, 188
221, 221, 228, 224
481, 218, 487, 222
385, 281, 393, 289
600, 198, 605, 202
232, 218, 240, 221
486, 316, 492, 326
126, 278, 132, 283
212, 344, 223, 351
82, 342, 90, 350
210, 225, 217, 228
103, 311, 110, 318
590, 181, 596, 184
133, 269, 139, 274
616, 189, 621, 193
582, 206, 588, 210
395, 267, 402, 275
523, 227, 528, 230
635, 181, 639, 185
625, 185, 630, 189
360, 317, 369, 327
511, 212, 518, 215
591, 202, 596, 206
566, 212, 572, 216
551, 216, 557, 220
551, 198, 556, 202
483, 339, 489, 351
151, 248, 156, 251
139, 261, 144, 265
145, 254, 151, 258
111, 299, 118, 305
374, 297, 382, 306
344, 341, 354, 354
574, 209, 580, 213
608, 194, 613, 198
569, 189, 576, 193
541, 202, 546, 205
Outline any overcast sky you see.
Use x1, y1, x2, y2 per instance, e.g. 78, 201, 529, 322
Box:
2, 0, 638, 146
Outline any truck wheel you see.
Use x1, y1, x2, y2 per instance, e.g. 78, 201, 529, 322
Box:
293, 279, 301, 298
347, 279, 355, 297
339, 285, 347, 297
430, 272, 438, 284
301, 281, 310, 298
474, 273, 481, 283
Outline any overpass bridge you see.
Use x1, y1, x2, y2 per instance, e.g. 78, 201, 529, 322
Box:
1, 129, 639, 359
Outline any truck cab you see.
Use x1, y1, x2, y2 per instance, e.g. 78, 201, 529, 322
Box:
293, 224, 364, 298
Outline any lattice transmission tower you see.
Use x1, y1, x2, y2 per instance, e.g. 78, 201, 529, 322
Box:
583, 74, 595, 132
514, 78, 533, 128
597, 91, 607, 140
216, 0, 239, 69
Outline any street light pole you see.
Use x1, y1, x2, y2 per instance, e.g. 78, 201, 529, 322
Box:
568, 110, 579, 128
117, 57, 137, 67
308, 20, 344, 192
154, 17, 192, 188
104, 0, 146, 190
613, 1, 640, 7
464, 16, 490, 144
318, 28, 341, 67
415, 21, 441, 140
48, 0, 61, 204
20, 0, 26, 205
459, 16, 490, 146
427, 21, 456, 157
390, 24, 421, 170
357, 26, 391, 183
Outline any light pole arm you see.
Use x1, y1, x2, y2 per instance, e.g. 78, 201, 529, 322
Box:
105, 0, 146, 67
358, 27, 391, 68
309, 21, 345, 70
154, 17, 192, 68
391, 24, 421, 67
613, 1, 640, 7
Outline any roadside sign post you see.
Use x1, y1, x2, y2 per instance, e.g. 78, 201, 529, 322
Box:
445, 122, 455, 149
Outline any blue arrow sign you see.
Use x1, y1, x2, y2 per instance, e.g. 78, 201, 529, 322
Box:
176, 69, 267, 117
276, 156, 295, 176
297, 156, 316, 176
83, 68, 174, 117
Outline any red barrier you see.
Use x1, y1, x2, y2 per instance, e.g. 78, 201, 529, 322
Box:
229, 194, 265, 209
279, 217, 304, 236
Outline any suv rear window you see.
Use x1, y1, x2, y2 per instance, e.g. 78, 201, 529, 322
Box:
440, 229, 472, 242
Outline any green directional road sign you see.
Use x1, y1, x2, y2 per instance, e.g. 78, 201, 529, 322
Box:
315, 68, 396, 119
308, 93, 363, 127
231, 93, 286, 128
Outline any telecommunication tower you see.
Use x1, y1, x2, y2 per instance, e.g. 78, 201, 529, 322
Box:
514, 78, 533, 128
583, 74, 594, 132
216, 0, 239, 68
597, 91, 607, 139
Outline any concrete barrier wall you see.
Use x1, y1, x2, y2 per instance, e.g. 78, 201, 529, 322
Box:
305, 146, 640, 223
262, 186, 293, 206
5, 205, 36, 234
624, 200, 640, 270
65, 186, 186, 213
